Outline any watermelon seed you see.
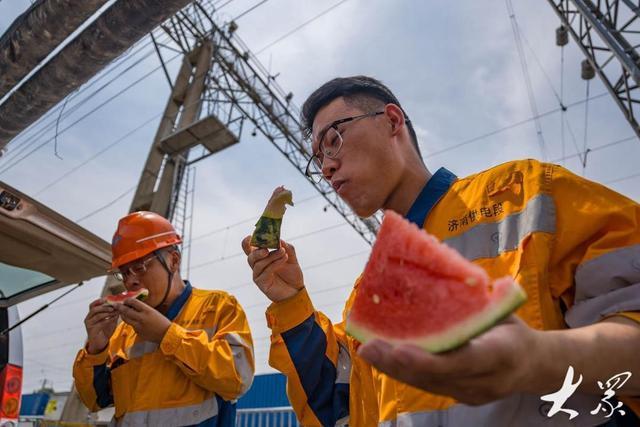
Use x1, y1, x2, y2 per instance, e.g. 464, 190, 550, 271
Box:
465, 277, 477, 286
372, 294, 381, 304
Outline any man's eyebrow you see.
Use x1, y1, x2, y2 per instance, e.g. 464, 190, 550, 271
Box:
313, 122, 332, 142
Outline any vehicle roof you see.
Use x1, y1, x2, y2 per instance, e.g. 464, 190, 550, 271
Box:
0, 181, 111, 307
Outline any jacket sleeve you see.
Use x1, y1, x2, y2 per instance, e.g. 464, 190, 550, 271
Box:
159, 293, 255, 401
72, 344, 114, 412
549, 164, 640, 412
266, 288, 350, 427
549, 164, 640, 328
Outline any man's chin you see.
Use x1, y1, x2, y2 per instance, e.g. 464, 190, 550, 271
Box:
346, 200, 379, 219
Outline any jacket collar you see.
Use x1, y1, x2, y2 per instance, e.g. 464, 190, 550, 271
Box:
165, 280, 192, 321
405, 167, 457, 227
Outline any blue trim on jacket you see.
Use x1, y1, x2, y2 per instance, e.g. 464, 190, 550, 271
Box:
405, 167, 457, 227
165, 280, 193, 321
281, 314, 348, 426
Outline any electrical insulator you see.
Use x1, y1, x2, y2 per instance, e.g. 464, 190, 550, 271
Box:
556, 26, 569, 46
581, 59, 595, 80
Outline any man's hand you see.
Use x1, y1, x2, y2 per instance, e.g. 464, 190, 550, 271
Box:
84, 299, 119, 354
114, 298, 171, 343
356, 316, 539, 405
241, 237, 304, 302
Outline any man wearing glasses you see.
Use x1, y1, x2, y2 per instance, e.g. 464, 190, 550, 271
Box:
74, 211, 254, 426
242, 76, 640, 426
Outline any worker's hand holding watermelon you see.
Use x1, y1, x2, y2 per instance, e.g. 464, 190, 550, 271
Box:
346, 211, 533, 405
84, 298, 119, 354
241, 237, 304, 302
357, 315, 540, 405
114, 297, 171, 343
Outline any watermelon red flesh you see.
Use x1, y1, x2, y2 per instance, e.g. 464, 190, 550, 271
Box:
374, 211, 490, 287
346, 210, 527, 353
105, 288, 149, 305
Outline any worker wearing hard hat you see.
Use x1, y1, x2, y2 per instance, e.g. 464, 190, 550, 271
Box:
73, 211, 254, 426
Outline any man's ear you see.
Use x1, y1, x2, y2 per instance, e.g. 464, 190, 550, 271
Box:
384, 103, 405, 135
171, 250, 181, 272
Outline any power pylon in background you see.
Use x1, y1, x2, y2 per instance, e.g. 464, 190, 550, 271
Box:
162, 2, 382, 244
547, 0, 640, 139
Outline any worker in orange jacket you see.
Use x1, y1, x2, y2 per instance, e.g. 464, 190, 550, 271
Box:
74, 211, 254, 426
242, 76, 640, 426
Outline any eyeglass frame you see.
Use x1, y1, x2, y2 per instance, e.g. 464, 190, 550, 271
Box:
305, 110, 413, 182
112, 254, 159, 282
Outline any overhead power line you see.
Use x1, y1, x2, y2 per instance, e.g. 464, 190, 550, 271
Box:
550, 135, 637, 164
505, 0, 546, 158
190, 221, 355, 270
34, 111, 164, 196
75, 185, 136, 223
255, 0, 350, 55
191, 193, 323, 242
3, 45, 159, 162
221, 249, 369, 295
0, 51, 181, 176
232, 0, 269, 21
605, 171, 640, 185
424, 92, 608, 158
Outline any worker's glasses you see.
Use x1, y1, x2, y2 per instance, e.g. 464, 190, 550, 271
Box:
112, 256, 156, 282
304, 111, 384, 183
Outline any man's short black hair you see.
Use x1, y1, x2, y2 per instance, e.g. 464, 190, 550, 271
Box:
301, 76, 421, 156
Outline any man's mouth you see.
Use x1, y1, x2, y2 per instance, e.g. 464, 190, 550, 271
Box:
332, 179, 346, 193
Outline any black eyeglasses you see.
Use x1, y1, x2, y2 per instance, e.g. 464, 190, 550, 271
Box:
305, 111, 384, 183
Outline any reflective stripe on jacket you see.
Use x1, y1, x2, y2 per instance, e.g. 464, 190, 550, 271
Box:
73, 282, 254, 426
266, 160, 640, 426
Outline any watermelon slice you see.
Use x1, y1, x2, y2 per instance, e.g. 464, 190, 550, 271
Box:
104, 288, 149, 306
346, 210, 526, 353
251, 186, 294, 249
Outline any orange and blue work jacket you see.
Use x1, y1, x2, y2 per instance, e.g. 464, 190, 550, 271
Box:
266, 159, 640, 426
73, 282, 254, 426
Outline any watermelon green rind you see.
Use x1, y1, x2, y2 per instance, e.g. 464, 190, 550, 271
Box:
250, 217, 283, 249
251, 186, 294, 249
105, 288, 149, 305
346, 279, 527, 353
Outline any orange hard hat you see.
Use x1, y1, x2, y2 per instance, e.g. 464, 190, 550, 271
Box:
111, 211, 182, 269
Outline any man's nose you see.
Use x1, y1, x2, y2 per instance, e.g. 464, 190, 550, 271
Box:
322, 156, 339, 177
123, 273, 140, 289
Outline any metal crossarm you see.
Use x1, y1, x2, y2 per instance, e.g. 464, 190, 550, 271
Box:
547, 0, 640, 139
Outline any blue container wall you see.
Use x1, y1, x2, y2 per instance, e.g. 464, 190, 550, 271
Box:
20, 392, 49, 416
237, 373, 290, 409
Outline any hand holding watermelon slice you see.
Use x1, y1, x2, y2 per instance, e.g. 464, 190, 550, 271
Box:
242, 186, 304, 303
357, 314, 541, 405
347, 211, 536, 404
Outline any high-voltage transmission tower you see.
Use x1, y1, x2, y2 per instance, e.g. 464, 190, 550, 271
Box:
547, 0, 640, 139
150, 1, 381, 243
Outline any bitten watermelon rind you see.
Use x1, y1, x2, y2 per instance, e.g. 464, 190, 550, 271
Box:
105, 288, 149, 305
251, 186, 293, 249
346, 279, 527, 354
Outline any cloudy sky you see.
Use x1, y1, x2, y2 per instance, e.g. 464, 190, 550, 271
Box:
1, 0, 638, 394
